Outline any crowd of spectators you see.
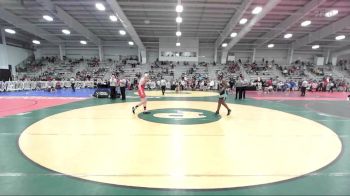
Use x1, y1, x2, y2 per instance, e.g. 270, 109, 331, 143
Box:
252, 76, 349, 93
227, 62, 240, 73
337, 59, 349, 70
241, 58, 275, 76
278, 64, 307, 77
336, 59, 350, 76
9, 56, 350, 95
144, 76, 217, 92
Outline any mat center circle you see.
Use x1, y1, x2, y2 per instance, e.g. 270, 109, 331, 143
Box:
138, 108, 220, 124
19, 101, 342, 189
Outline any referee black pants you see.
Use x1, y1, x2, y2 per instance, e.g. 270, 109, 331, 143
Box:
235, 87, 242, 99
110, 86, 116, 99
120, 86, 126, 100
161, 86, 166, 95
71, 83, 75, 92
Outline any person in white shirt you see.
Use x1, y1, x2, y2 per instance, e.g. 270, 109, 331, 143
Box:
166, 81, 171, 90
301, 79, 308, 97
119, 77, 127, 100
160, 77, 166, 95
47, 79, 55, 92
52, 79, 57, 91
175, 80, 180, 93
181, 80, 186, 90
151, 81, 156, 90
157, 80, 161, 89
109, 75, 117, 99
210, 80, 215, 90
115, 77, 121, 95
70, 77, 75, 92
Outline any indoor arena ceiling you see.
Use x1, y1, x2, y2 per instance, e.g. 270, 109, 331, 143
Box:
0, 0, 350, 52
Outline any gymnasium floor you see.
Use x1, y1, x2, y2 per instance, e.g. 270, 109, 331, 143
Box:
0, 89, 349, 195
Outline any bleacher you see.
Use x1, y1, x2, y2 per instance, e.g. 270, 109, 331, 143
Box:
8, 56, 350, 93
242, 62, 280, 82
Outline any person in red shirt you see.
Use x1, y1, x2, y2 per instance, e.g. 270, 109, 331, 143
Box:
132, 73, 150, 114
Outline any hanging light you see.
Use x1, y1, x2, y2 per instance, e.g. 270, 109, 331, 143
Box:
32, 40, 40, 45
239, 18, 248, 25
230, 32, 237, 37
176, 4, 183, 13
43, 15, 53, 22
284, 33, 293, 39
325, 9, 338, 18
95, 3, 105, 11
62, 29, 71, 35
312, 45, 320, 49
4, 28, 16, 34
109, 15, 118, 22
252, 6, 262, 15
301, 20, 311, 27
119, 30, 126, 35
176, 16, 182, 23
335, 35, 345, 40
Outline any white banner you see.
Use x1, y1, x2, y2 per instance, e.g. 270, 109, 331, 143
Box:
0, 81, 95, 92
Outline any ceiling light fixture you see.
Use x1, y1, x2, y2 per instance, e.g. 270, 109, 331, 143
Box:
284, 33, 293, 39
230, 32, 237, 37
325, 9, 338, 18
239, 18, 248, 25
80, 40, 87, 45
4, 28, 16, 34
176, 42, 181, 46
128, 41, 134, 46
301, 20, 311, 27
176, 4, 183, 13
95, 3, 105, 11
268, 44, 274, 48
32, 40, 40, 45
176, 31, 182, 36
119, 30, 126, 35
109, 15, 118, 22
335, 35, 345, 40
252, 6, 262, 15
43, 15, 53, 22
62, 29, 70, 35
222, 43, 228, 47
312, 45, 320, 49
176, 16, 182, 23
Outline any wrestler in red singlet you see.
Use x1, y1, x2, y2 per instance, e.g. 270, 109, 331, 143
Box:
137, 77, 146, 98
132, 73, 150, 114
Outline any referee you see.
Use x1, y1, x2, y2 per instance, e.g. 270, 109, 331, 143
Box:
70, 77, 75, 92
109, 75, 117, 99
160, 77, 166, 95
120, 77, 127, 100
